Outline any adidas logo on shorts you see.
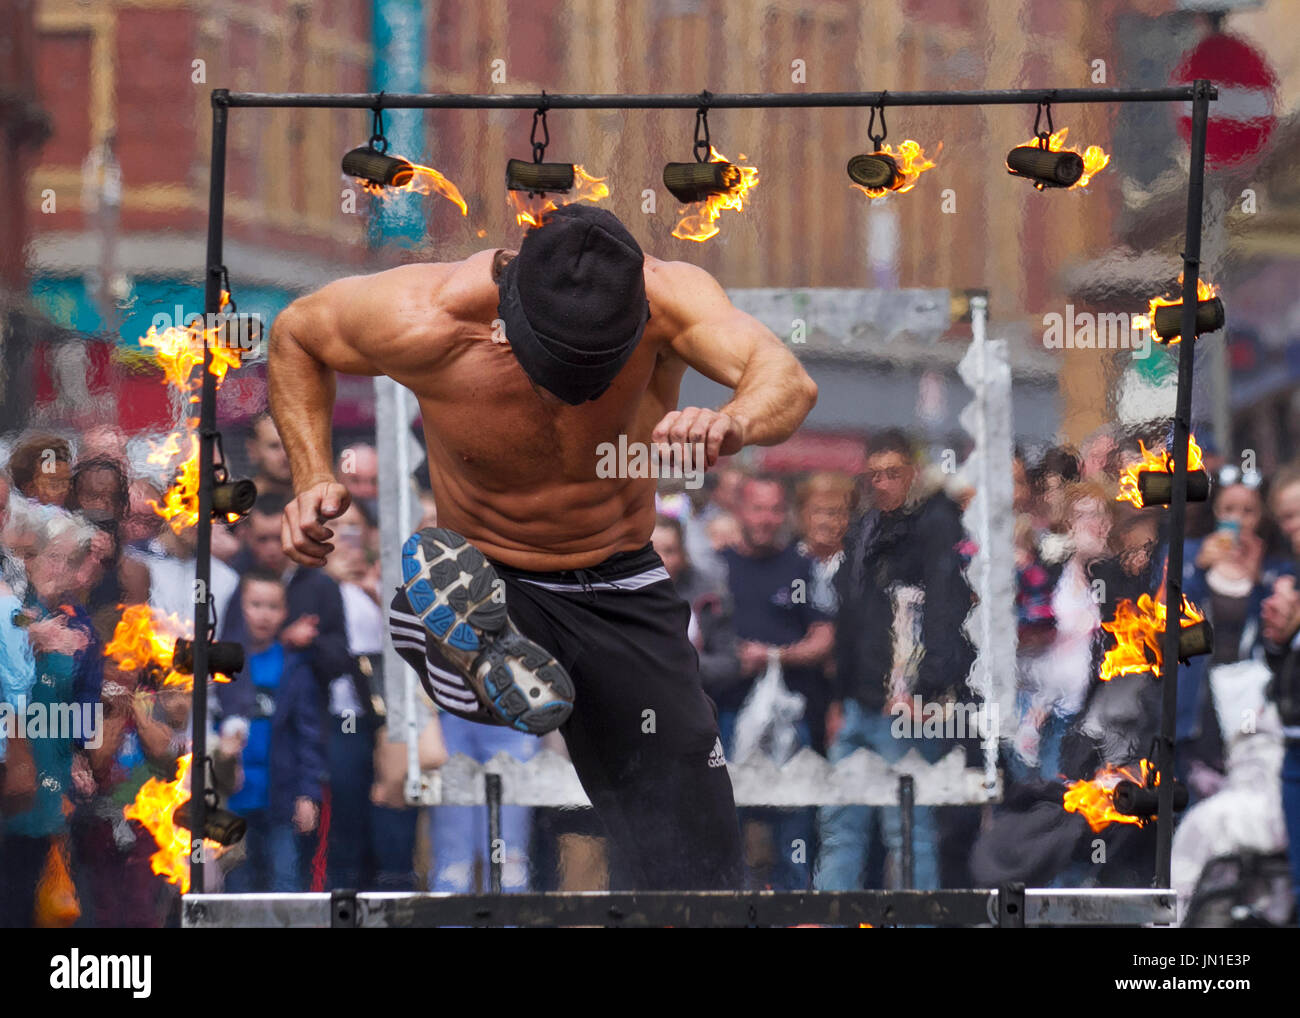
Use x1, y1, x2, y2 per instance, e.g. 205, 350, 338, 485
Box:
707, 736, 727, 768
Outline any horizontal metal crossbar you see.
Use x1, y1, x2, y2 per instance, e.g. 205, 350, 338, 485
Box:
217, 85, 1215, 110
182, 889, 1174, 928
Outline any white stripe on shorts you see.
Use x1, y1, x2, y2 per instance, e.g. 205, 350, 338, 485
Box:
515, 564, 670, 593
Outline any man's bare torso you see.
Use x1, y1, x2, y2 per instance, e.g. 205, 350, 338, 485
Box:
378, 249, 688, 571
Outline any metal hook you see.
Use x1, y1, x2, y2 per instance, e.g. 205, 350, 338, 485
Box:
868, 99, 888, 150
693, 106, 712, 162
369, 93, 388, 153
531, 98, 550, 163
1034, 101, 1054, 148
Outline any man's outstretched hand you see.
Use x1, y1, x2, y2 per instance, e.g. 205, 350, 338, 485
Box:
282, 480, 351, 567
651, 407, 745, 471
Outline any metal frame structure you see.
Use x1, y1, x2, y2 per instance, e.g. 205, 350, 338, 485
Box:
188, 83, 1216, 917
182, 887, 1175, 928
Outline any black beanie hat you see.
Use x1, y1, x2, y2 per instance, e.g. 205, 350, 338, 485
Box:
497, 204, 650, 405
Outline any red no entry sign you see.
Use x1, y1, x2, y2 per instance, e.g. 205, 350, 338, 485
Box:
1173, 32, 1277, 167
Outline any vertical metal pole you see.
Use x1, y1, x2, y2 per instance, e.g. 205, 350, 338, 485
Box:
898, 774, 915, 890
1156, 78, 1211, 890
486, 773, 503, 894
191, 88, 230, 894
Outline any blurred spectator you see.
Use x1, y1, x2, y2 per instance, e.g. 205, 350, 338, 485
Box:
427, 717, 538, 893
211, 523, 242, 566
338, 443, 379, 522
222, 492, 352, 697
220, 491, 351, 887
214, 568, 326, 892
77, 425, 130, 469
1079, 426, 1117, 482
1261, 463, 1300, 916
1013, 516, 1056, 653
1187, 467, 1274, 664
76, 656, 184, 927
126, 519, 238, 628
68, 455, 128, 527
702, 464, 748, 524
653, 514, 737, 697
7, 433, 73, 508
1012, 449, 1058, 654
658, 479, 726, 590
1173, 468, 1283, 802
1014, 481, 1114, 782
706, 513, 741, 554
319, 502, 395, 889
244, 412, 294, 500
817, 428, 974, 892
1028, 445, 1081, 537
122, 480, 165, 548
0, 513, 96, 926
720, 475, 832, 890
67, 455, 148, 639
795, 471, 855, 616
0, 473, 24, 596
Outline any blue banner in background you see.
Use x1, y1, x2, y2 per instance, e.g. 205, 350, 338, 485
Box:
372, 0, 427, 246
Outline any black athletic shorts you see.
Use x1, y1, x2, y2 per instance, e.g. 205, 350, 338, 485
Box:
389, 541, 743, 891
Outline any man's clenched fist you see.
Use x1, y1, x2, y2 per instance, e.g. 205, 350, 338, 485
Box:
282, 480, 351, 567
651, 406, 744, 471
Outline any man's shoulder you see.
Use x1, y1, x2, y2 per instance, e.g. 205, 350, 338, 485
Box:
643, 256, 728, 332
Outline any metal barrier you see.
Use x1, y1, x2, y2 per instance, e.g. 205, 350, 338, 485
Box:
182, 887, 1175, 928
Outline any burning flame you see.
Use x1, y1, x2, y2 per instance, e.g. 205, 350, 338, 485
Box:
1137, 273, 1220, 344
1064, 760, 1152, 831
104, 603, 231, 687
1117, 435, 1205, 508
144, 432, 241, 534
138, 291, 242, 393
124, 754, 223, 894
509, 165, 610, 229
137, 291, 245, 533
672, 146, 760, 242
357, 160, 469, 215
125, 286, 244, 883
1100, 592, 1206, 681
1012, 127, 1109, 189
851, 140, 941, 198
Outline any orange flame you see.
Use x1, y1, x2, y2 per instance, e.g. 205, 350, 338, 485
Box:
1100, 592, 1206, 681
1140, 273, 1219, 344
144, 432, 240, 534
357, 160, 469, 215
672, 147, 760, 242
1063, 760, 1152, 832
1117, 435, 1205, 508
124, 754, 223, 893
851, 140, 941, 198
1011, 127, 1109, 189
138, 291, 242, 394
139, 289, 245, 533
104, 603, 232, 688
507, 164, 610, 229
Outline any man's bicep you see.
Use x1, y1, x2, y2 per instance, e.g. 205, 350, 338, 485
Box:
656, 261, 775, 388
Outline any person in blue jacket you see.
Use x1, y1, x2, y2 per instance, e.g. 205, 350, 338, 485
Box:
1174, 467, 1288, 804
213, 567, 327, 893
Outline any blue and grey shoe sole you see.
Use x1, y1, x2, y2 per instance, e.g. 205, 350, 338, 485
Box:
400, 527, 574, 735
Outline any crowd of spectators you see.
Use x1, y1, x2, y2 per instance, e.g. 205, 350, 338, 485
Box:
2, 413, 1299, 925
